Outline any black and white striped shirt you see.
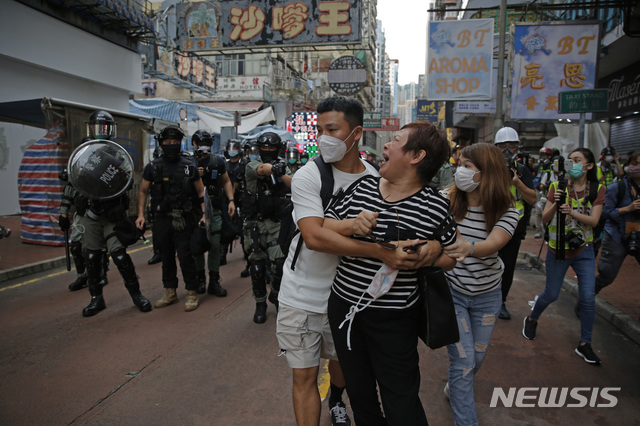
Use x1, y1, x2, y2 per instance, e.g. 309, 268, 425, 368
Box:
326, 175, 457, 310
445, 205, 520, 296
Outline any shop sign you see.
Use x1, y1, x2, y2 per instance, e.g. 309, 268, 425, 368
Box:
509, 22, 600, 120
176, 0, 361, 52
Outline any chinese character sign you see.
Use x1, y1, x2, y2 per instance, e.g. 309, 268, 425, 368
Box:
416, 100, 438, 124
427, 19, 494, 101
155, 46, 217, 92
510, 23, 600, 120
176, 0, 361, 52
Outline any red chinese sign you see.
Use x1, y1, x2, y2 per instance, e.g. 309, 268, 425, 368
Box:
176, 1, 361, 52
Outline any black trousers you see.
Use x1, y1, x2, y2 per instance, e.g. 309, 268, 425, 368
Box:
153, 214, 198, 291
499, 222, 525, 303
328, 292, 428, 426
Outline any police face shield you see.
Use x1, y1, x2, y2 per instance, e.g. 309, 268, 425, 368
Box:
227, 140, 241, 158
195, 145, 211, 158
68, 140, 134, 200
88, 122, 116, 140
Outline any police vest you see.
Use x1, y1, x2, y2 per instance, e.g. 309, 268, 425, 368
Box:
547, 180, 601, 250
150, 156, 198, 213
198, 154, 227, 209
510, 161, 526, 219
597, 163, 616, 188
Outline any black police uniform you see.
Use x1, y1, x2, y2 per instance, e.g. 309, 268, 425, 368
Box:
143, 153, 201, 293
194, 152, 229, 295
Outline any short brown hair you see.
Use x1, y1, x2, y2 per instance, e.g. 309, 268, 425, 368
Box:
400, 122, 450, 185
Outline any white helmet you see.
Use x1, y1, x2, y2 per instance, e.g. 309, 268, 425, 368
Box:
494, 127, 519, 144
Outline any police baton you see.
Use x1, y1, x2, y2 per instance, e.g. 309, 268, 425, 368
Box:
63, 228, 71, 271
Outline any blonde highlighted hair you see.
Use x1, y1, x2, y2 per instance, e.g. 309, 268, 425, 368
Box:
449, 143, 515, 231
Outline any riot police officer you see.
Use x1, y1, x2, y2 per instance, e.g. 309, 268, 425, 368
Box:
191, 130, 235, 296
136, 125, 207, 312
69, 111, 152, 317
58, 167, 88, 291
242, 132, 292, 323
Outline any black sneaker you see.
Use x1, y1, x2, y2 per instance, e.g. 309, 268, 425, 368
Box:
329, 401, 351, 426
522, 316, 537, 340
499, 303, 511, 320
575, 343, 601, 365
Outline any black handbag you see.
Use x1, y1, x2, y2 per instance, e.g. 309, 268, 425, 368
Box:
416, 266, 459, 349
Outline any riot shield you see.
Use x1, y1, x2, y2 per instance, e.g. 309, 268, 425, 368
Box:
68, 140, 134, 200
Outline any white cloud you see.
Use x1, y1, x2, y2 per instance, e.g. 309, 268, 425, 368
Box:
377, 0, 429, 85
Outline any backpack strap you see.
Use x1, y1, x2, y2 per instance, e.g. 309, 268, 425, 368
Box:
291, 156, 335, 271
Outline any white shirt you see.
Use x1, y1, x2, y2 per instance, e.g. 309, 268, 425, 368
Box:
278, 159, 379, 314
445, 206, 520, 296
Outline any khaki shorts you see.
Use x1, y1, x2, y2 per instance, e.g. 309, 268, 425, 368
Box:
276, 303, 337, 369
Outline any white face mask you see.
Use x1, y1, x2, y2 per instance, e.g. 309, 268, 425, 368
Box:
338, 264, 399, 350
455, 167, 480, 192
604, 155, 614, 163
318, 128, 357, 163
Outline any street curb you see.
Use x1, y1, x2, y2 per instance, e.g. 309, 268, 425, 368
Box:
521, 251, 640, 348
0, 256, 67, 283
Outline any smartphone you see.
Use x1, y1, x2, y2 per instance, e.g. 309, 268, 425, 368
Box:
564, 159, 574, 171
402, 240, 428, 252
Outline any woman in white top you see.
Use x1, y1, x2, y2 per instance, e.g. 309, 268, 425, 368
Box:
443, 143, 519, 426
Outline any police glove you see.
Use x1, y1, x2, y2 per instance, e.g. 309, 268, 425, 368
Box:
170, 210, 187, 232
58, 215, 71, 231
271, 161, 287, 177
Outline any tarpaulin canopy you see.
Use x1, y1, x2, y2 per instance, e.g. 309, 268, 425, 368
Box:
238, 125, 297, 145
129, 98, 276, 134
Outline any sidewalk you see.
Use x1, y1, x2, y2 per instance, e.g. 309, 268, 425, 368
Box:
2, 213, 639, 344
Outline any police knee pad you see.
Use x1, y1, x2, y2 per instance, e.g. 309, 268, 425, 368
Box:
70, 241, 83, 257
85, 250, 104, 279
111, 249, 136, 280
250, 262, 267, 281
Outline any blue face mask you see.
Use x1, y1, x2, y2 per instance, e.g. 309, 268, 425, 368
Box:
567, 163, 585, 178
228, 150, 239, 158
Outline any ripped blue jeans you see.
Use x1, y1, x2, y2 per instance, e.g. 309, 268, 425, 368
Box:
447, 287, 502, 426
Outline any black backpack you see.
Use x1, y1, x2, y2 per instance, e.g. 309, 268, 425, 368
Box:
288, 156, 368, 270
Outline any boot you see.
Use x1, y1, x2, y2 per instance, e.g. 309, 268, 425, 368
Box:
99, 253, 109, 286
125, 280, 152, 312
253, 302, 267, 324
240, 266, 250, 278
147, 251, 161, 265
82, 282, 106, 317
185, 290, 199, 312
68, 276, 88, 291
196, 270, 207, 294
154, 288, 178, 308
207, 271, 227, 297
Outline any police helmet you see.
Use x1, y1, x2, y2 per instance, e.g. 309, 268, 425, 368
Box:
257, 132, 283, 150
601, 146, 616, 157
540, 147, 554, 157
192, 129, 213, 147
300, 151, 309, 164
156, 125, 185, 145
245, 139, 261, 161
286, 149, 300, 165
87, 110, 116, 140
226, 139, 242, 158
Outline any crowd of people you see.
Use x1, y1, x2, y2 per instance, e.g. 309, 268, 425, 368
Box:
58, 100, 639, 426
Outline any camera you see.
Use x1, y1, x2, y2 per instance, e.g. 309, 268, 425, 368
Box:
626, 231, 639, 257
566, 230, 585, 250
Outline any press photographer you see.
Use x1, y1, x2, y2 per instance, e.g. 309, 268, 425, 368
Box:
523, 148, 605, 366
592, 149, 640, 295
